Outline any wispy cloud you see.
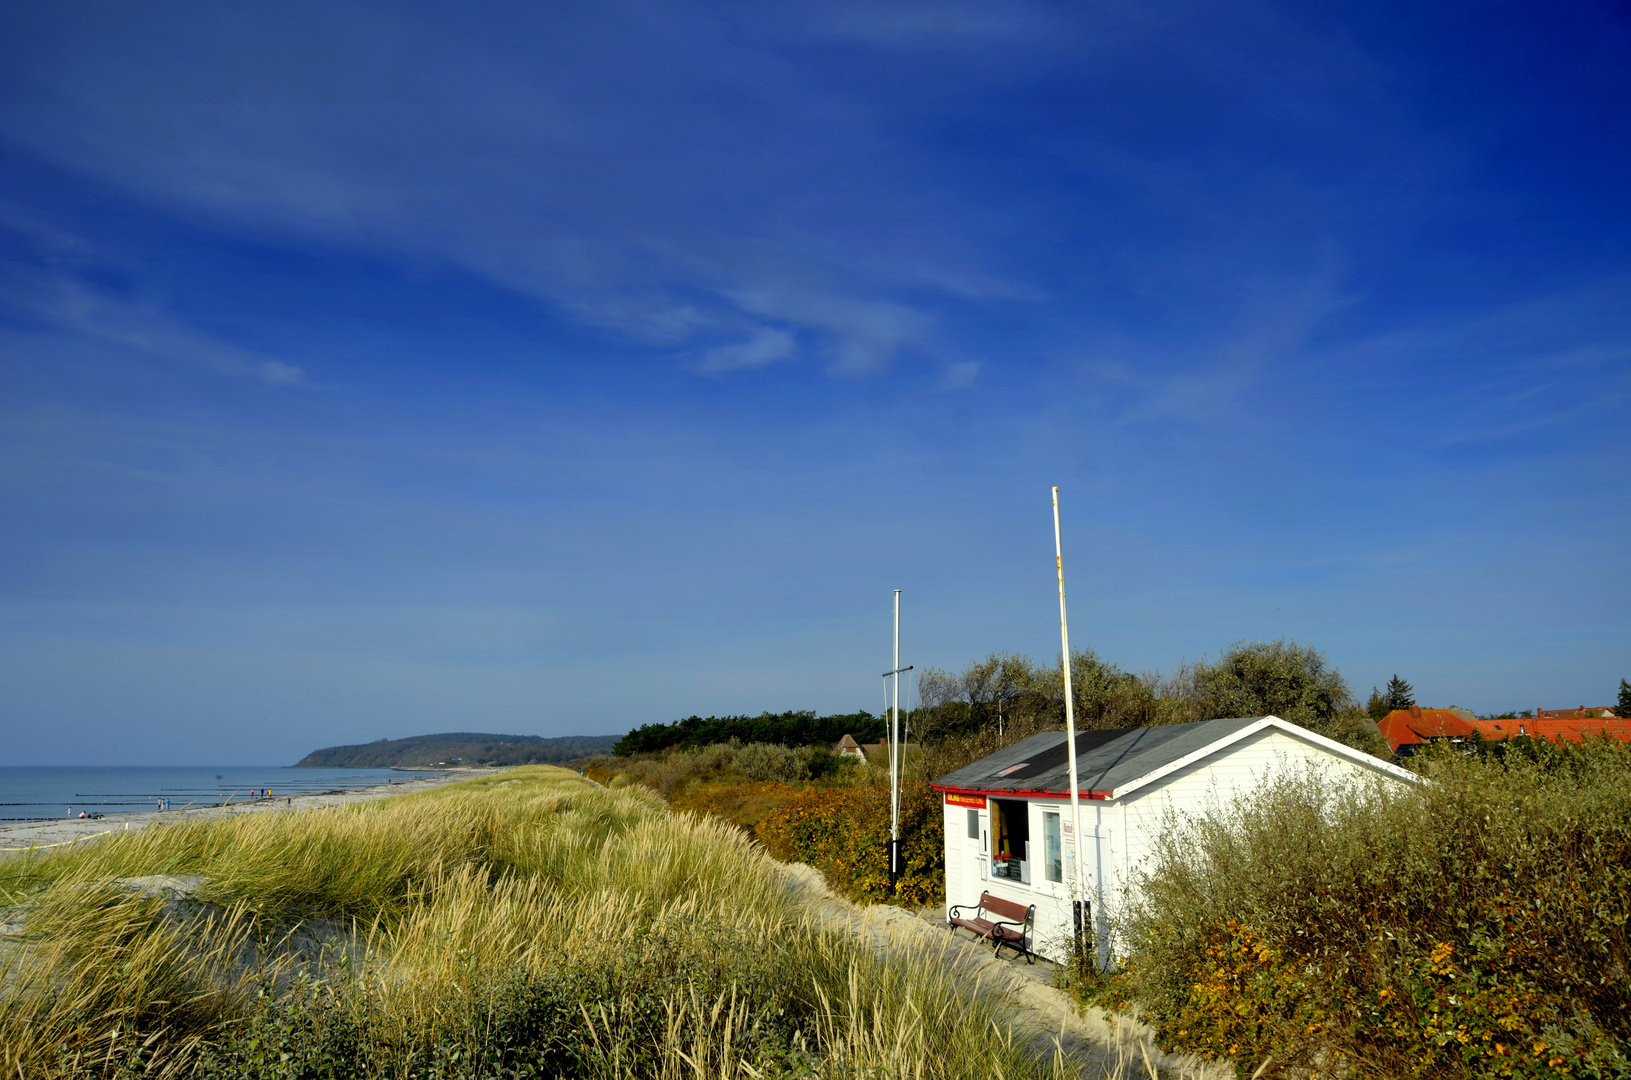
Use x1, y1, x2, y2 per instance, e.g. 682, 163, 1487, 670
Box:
1317, 277, 1631, 447
0, 263, 305, 386
75, 295, 306, 387
0, 3, 1036, 381
697, 327, 797, 373
728, 286, 931, 375
811, 1, 1057, 48
1, 0, 1629, 761
937, 360, 980, 391
1066, 264, 1356, 425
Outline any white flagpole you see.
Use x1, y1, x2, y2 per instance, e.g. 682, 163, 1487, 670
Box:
1052, 488, 1085, 910
880, 593, 913, 886
891, 589, 901, 850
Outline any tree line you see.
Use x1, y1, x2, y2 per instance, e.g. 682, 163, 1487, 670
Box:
913, 638, 1391, 776
611, 647, 1631, 769
612, 710, 886, 756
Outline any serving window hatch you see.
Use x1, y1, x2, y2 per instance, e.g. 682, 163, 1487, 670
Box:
989, 798, 1031, 884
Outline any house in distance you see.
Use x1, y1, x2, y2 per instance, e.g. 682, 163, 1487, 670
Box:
1377, 707, 1481, 755
931, 715, 1422, 965
1378, 705, 1631, 755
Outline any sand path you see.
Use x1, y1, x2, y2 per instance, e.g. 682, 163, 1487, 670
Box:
779, 863, 1230, 1080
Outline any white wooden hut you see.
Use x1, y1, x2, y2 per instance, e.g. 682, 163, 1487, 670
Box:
930, 715, 1421, 964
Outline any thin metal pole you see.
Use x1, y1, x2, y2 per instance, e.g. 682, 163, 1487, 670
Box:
1053, 488, 1085, 904
891, 589, 901, 845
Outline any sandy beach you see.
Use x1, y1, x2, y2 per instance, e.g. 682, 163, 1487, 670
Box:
0, 767, 509, 851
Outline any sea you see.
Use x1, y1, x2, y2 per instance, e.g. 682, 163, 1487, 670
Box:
0, 766, 446, 821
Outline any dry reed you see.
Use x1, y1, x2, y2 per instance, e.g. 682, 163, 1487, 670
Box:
1, 767, 1108, 1079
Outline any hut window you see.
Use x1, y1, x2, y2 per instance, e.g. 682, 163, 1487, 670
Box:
1042, 812, 1062, 883
966, 809, 979, 840
990, 798, 1030, 880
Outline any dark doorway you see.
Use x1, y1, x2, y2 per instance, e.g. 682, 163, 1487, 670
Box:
990, 798, 1030, 880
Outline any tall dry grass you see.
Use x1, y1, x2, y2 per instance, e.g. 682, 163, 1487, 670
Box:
589, 740, 854, 794
1, 767, 1098, 1079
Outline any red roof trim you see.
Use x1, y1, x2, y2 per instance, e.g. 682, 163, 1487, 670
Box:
931, 783, 1112, 801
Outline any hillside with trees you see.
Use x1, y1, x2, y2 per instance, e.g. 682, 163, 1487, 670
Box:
294, 732, 618, 768
612, 710, 886, 756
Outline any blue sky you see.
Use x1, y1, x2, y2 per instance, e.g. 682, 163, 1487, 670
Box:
1, 0, 1627, 765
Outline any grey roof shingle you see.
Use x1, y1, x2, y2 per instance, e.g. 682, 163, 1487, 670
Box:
931, 716, 1270, 796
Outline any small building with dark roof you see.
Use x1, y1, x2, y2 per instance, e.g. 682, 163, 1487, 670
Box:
931, 715, 1421, 965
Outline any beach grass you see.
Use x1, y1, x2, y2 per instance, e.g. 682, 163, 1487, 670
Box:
0, 766, 1086, 1079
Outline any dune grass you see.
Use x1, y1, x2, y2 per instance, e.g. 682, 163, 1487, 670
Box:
1, 767, 1091, 1079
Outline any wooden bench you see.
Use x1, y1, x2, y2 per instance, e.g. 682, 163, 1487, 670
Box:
948, 890, 1035, 963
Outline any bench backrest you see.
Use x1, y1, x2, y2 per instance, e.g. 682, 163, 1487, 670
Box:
979, 891, 1033, 924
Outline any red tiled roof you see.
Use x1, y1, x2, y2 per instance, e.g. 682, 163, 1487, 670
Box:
1378, 708, 1476, 753
1470, 717, 1631, 744
1535, 707, 1619, 720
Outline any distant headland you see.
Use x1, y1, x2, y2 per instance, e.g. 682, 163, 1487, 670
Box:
294, 732, 618, 768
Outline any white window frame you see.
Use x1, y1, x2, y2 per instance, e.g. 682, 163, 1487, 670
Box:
1042, 810, 1063, 883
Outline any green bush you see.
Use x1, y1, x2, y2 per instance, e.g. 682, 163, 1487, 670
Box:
593, 741, 855, 793
1109, 739, 1631, 1078
758, 778, 944, 906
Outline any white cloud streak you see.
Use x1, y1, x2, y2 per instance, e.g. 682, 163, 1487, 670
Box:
0, 259, 305, 386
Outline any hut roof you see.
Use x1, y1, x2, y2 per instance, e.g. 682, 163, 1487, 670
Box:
931, 715, 1418, 800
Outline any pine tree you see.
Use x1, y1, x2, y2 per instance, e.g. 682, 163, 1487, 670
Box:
1383, 675, 1416, 711
1619, 678, 1631, 717
1366, 686, 1389, 721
